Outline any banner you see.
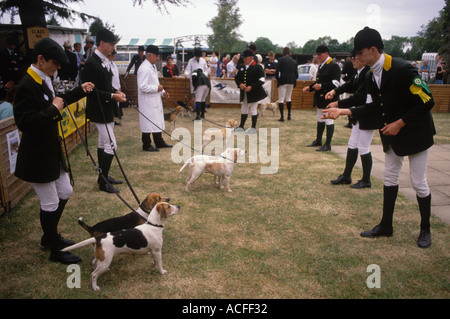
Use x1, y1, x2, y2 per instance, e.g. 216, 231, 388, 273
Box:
58, 97, 88, 137
210, 79, 272, 104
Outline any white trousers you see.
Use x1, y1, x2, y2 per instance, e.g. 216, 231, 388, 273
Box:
278, 84, 294, 103
241, 95, 259, 116
33, 167, 73, 211
347, 121, 375, 155
95, 122, 117, 155
384, 146, 430, 198
195, 85, 210, 102
316, 108, 334, 125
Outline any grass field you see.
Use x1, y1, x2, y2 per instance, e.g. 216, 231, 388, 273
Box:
0, 106, 449, 299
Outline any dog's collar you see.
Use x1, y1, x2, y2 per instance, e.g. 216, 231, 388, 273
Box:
146, 221, 164, 228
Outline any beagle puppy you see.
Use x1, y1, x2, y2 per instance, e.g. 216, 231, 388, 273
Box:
164, 105, 184, 131
78, 193, 170, 237
62, 202, 180, 291
202, 119, 238, 150
181, 148, 245, 192
259, 102, 278, 117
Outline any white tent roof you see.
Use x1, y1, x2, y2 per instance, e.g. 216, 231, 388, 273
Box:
117, 37, 175, 47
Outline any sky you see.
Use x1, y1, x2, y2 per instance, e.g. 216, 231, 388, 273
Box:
5, 0, 447, 47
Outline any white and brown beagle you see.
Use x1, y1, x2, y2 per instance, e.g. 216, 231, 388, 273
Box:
180, 148, 245, 192
78, 193, 170, 237
62, 202, 180, 291
259, 102, 278, 117
164, 105, 184, 131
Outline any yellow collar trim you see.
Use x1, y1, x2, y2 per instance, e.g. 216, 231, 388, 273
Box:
383, 54, 392, 72
27, 67, 43, 85
326, 58, 332, 65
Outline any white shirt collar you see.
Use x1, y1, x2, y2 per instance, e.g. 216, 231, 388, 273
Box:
95, 49, 111, 70
30, 64, 55, 98
371, 53, 385, 88
30, 64, 48, 81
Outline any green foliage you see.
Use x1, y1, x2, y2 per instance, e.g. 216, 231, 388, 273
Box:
207, 0, 243, 55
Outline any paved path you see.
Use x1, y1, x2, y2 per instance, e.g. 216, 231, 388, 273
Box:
332, 144, 450, 225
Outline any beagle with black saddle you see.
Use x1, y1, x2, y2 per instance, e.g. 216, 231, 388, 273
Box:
78, 193, 170, 237
63, 202, 180, 291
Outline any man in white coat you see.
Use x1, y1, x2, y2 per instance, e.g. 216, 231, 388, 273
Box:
137, 45, 172, 152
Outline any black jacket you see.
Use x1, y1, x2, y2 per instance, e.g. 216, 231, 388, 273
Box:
14, 67, 86, 183
235, 62, 267, 103
334, 66, 377, 130
276, 55, 298, 87
191, 69, 211, 90
351, 54, 435, 156
309, 58, 341, 108
59, 50, 78, 81
81, 53, 116, 123
126, 54, 145, 74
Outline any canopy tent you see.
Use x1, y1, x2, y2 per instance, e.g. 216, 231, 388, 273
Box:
116, 38, 175, 52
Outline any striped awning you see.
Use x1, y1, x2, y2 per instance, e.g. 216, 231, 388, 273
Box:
117, 38, 175, 47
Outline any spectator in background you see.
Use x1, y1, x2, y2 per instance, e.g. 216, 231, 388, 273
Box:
309, 55, 319, 81
84, 36, 95, 60
435, 59, 445, 84
162, 56, 179, 78
73, 42, 85, 84
216, 56, 224, 78
0, 81, 14, 120
0, 36, 24, 84
209, 51, 218, 78
419, 60, 430, 82
58, 41, 78, 82
226, 54, 239, 78
264, 51, 278, 79
125, 46, 146, 78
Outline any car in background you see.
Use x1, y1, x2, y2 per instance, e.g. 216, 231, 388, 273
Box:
297, 64, 312, 80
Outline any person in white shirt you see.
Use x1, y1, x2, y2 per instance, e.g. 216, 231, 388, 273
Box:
226, 54, 239, 78
138, 45, 171, 152
185, 48, 209, 81
109, 50, 123, 125
209, 51, 218, 78
184, 48, 209, 117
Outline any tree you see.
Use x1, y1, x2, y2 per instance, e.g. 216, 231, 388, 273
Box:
207, 0, 243, 56
286, 41, 302, 55
132, 0, 191, 12
253, 37, 278, 54
88, 18, 116, 36
0, 0, 191, 51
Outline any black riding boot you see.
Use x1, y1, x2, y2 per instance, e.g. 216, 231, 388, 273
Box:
278, 103, 284, 121
98, 151, 119, 194
361, 185, 398, 238
287, 101, 292, 120
238, 114, 248, 129
40, 206, 81, 264
417, 194, 432, 248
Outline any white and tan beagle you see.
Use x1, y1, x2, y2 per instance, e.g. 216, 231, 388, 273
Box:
164, 105, 184, 131
62, 202, 180, 291
202, 119, 238, 150
259, 102, 278, 117
180, 148, 245, 192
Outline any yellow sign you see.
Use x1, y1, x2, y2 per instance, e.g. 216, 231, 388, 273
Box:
27, 26, 49, 49
58, 97, 88, 138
